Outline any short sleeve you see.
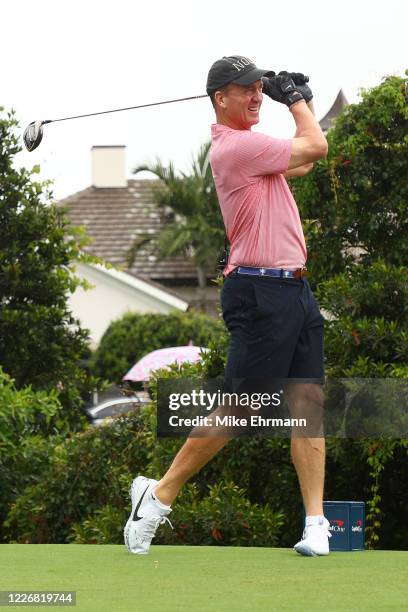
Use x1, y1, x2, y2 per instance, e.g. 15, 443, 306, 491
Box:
232, 131, 292, 178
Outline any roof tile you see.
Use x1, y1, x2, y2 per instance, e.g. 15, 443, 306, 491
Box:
60, 179, 213, 282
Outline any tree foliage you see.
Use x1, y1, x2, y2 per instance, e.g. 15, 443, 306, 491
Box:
317, 260, 408, 378
0, 366, 66, 541
0, 108, 97, 426
292, 73, 408, 284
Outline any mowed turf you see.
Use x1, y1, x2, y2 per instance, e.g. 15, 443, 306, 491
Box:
0, 545, 406, 611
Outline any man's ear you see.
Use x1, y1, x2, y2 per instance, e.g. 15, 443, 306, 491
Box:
215, 89, 227, 109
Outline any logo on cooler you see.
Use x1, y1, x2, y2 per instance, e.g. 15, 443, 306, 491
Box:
329, 519, 346, 533
352, 519, 363, 533
329, 518, 363, 533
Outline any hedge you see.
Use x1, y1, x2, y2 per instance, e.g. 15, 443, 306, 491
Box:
0, 367, 70, 542
91, 310, 226, 383
4, 395, 407, 549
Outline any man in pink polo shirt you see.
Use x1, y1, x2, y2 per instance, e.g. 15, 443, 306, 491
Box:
124, 56, 330, 558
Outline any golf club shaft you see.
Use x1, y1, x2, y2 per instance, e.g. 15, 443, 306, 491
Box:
43, 94, 208, 125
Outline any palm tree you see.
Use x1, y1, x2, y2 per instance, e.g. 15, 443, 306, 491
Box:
128, 141, 225, 306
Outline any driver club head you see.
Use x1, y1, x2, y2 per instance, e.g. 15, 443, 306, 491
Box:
23, 120, 45, 152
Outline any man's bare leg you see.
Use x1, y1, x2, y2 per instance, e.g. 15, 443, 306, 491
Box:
154, 436, 230, 506
286, 383, 325, 515
291, 437, 325, 515
154, 397, 251, 505
287, 383, 330, 555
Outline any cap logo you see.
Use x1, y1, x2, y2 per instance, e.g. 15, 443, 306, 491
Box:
224, 56, 254, 72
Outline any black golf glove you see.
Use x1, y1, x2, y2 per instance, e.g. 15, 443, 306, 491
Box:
278, 71, 313, 103
261, 73, 304, 107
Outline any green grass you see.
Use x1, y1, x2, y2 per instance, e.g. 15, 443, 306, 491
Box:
0, 545, 406, 611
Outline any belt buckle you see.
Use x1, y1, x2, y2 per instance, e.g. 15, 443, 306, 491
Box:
259, 267, 266, 276
282, 270, 291, 278
295, 266, 307, 279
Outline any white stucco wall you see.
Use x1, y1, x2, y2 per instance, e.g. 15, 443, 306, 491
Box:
68, 263, 188, 347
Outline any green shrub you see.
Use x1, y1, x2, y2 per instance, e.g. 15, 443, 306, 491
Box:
91, 310, 226, 383
4, 386, 294, 546
317, 261, 408, 377
69, 504, 127, 545
6, 355, 408, 549
0, 108, 102, 429
317, 261, 408, 323
70, 482, 284, 547
5, 390, 407, 549
3, 408, 153, 543
0, 367, 69, 541
292, 74, 408, 285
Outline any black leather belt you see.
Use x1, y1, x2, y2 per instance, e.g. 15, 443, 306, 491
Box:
232, 266, 308, 279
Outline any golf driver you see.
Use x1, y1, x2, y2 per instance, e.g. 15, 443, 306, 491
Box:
23, 93, 208, 152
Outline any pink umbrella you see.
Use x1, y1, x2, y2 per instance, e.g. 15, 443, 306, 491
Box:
123, 345, 209, 382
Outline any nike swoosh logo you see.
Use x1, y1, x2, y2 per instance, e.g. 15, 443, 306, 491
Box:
132, 485, 150, 521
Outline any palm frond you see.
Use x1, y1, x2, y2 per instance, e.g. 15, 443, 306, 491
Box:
129, 141, 225, 281
133, 158, 178, 186
125, 235, 154, 268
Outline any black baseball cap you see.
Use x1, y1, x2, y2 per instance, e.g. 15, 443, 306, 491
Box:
206, 55, 273, 95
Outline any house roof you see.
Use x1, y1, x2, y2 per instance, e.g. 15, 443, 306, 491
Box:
319, 89, 349, 132
59, 179, 204, 283
83, 262, 189, 311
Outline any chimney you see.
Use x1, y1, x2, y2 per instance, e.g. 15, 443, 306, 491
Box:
91, 145, 127, 188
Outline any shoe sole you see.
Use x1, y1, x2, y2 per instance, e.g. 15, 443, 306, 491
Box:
294, 543, 329, 557
123, 476, 152, 554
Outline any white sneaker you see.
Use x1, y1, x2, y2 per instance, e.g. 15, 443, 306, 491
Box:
123, 476, 172, 554
294, 516, 332, 557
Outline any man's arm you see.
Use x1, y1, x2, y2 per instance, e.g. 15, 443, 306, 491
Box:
262, 73, 327, 169
284, 100, 317, 178
287, 100, 328, 169
284, 163, 314, 179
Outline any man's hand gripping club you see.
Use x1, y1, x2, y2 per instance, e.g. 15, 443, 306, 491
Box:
262, 71, 313, 106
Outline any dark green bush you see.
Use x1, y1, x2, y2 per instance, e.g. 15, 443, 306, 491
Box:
91, 310, 226, 383
6, 344, 407, 549
0, 108, 100, 430
317, 261, 408, 323
70, 482, 284, 547
69, 504, 127, 545
317, 261, 408, 377
5, 391, 407, 549
4, 396, 291, 547
4, 408, 153, 543
0, 367, 68, 542
292, 74, 408, 285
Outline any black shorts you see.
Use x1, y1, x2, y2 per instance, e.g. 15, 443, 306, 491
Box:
221, 271, 325, 382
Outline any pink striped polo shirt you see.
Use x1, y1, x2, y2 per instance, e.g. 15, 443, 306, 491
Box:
210, 123, 307, 276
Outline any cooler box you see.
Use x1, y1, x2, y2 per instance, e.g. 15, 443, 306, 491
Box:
323, 501, 365, 551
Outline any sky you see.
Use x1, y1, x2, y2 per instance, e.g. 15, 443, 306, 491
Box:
2, 0, 407, 200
